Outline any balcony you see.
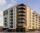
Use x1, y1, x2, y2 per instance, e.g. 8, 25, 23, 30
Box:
18, 9, 25, 12
17, 16, 25, 18
18, 13, 26, 15
17, 20, 25, 23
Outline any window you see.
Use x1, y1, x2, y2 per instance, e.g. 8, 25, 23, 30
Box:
33, 13, 35, 14
36, 22, 37, 23
4, 17, 7, 19
18, 19, 25, 21
17, 21, 24, 23
10, 23, 13, 28
32, 20, 34, 22
4, 17, 7, 22
18, 19, 25, 22
32, 23, 34, 25
10, 21, 13, 24
4, 23, 7, 26
32, 15, 34, 17
10, 25, 13, 28
32, 13, 35, 17
17, 16, 25, 18
18, 13, 25, 15
36, 19, 37, 21
17, 17, 25, 21
10, 13, 13, 15
18, 9, 25, 12
39, 18, 40, 20
39, 17, 40, 20
4, 20, 7, 22
10, 19, 13, 21
32, 26, 34, 29
10, 16, 13, 18
39, 20, 40, 22
35, 15, 37, 16
36, 24, 37, 25
10, 9, 13, 15
17, 19, 25, 23
32, 18, 34, 19
10, 9, 13, 12
4, 10, 8, 15
18, 11, 25, 13
18, 14, 25, 16
36, 16, 38, 18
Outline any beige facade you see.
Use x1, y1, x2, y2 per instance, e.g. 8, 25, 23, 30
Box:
25, 6, 40, 30
26, 6, 31, 29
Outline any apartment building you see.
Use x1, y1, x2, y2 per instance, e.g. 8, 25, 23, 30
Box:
3, 4, 40, 32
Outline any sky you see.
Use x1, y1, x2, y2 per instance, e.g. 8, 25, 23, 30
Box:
0, 0, 40, 26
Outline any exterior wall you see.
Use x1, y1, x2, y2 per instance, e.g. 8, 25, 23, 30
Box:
25, 6, 40, 30
31, 11, 36, 29
3, 10, 9, 28
3, 6, 17, 29
26, 6, 31, 29
31, 11, 39, 29
8, 7, 17, 29
31, 11, 35, 29
30, 9, 33, 29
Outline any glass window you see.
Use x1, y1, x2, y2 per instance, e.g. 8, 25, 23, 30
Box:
17, 19, 25, 23
4, 10, 8, 15
4, 23, 7, 26
10, 19, 13, 21
32, 18, 34, 19
4, 20, 7, 22
32, 26, 34, 29
32, 23, 34, 25
4, 17, 7, 19
10, 21, 13, 24
10, 23, 13, 28
10, 26, 13, 28
10, 9, 13, 12
36, 19, 37, 21
10, 16, 13, 18
18, 14, 25, 16
39, 18, 40, 20
18, 18, 25, 20
18, 11, 25, 13
33, 13, 34, 14
4, 17, 7, 22
10, 13, 13, 15
35, 15, 37, 16
10, 9, 13, 15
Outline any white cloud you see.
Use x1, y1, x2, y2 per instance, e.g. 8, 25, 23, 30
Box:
0, 11, 3, 16
0, 11, 3, 26
2, 0, 17, 10
0, 0, 6, 5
